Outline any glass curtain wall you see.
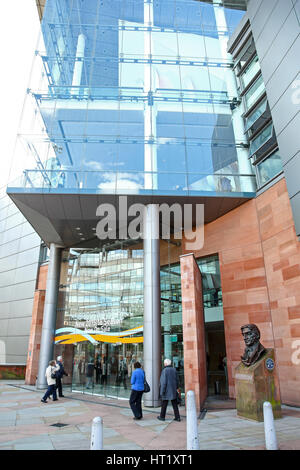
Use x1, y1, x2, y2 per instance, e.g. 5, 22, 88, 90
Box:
55, 243, 184, 399
56, 246, 144, 399
55, 248, 225, 399
10, 0, 255, 195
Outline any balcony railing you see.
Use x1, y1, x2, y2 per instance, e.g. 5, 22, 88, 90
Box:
8, 169, 256, 195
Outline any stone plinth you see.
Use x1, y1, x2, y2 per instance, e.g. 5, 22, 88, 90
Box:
235, 348, 281, 421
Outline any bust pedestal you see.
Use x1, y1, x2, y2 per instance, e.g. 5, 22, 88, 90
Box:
235, 348, 281, 421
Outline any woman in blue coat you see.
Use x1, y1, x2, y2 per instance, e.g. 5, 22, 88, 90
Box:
129, 362, 145, 420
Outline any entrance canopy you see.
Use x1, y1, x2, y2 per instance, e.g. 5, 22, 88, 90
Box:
7, 189, 253, 248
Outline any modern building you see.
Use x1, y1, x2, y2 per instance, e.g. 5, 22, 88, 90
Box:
2, 0, 300, 409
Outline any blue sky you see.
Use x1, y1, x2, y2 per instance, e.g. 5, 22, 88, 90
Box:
0, 0, 40, 189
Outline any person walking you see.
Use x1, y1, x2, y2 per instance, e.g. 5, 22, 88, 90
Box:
86, 358, 95, 389
157, 358, 181, 422
129, 362, 145, 420
56, 355, 68, 398
41, 360, 60, 403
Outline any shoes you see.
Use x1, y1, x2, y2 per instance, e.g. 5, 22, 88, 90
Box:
174, 418, 181, 422
133, 416, 142, 420
53, 398, 58, 401
157, 416, 165, 421
41, 399, 47, 403
59, 395, 65, 398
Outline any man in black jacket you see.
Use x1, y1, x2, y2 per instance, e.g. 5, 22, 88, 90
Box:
157, 358, 181, 422
56, 355, 68, 398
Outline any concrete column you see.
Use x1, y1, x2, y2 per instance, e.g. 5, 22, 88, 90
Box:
143, 204, 161, 407
36, 243, 62, 389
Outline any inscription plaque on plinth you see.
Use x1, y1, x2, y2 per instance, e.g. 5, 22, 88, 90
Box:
235, 348, 281, 421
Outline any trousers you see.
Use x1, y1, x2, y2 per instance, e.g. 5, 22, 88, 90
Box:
129, 390, 144, 418
42, 384, 57, 401
160, 399, 180, 420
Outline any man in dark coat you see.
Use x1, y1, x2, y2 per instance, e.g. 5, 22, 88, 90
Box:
157, 358, 181, 422
56, 355, 68, 398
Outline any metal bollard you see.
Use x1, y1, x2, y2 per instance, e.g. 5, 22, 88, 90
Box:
263, 402, 278, 450
186, 390, 200, 450
90, 416, 103, 450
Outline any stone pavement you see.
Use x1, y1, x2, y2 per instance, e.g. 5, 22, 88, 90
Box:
0, 380, 300, 450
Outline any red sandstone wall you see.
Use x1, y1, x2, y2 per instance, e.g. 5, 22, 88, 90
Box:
183, 178, 300, 405
256, 179, 300, 406
25, 264, 48, 385
180, 254, 207, 411
25, 289, 45, 385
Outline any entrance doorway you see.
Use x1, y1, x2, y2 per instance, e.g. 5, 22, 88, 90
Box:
72, 341, 143, 399
205, 321, 228, 396
196, 254, 228, 397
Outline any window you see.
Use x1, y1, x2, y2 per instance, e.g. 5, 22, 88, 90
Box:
244, 75, 265, 110
245, 98, 268, 132
257, 151, 283, 187
249, 123, 273, 157
39, 243, 49, 264
235, 37, 256, 71
240, 55, 260, 89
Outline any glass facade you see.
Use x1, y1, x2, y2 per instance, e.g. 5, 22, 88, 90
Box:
54, 246, 224, 399
6, 0, 256, 397
8, 0, 255, 196
55, 244, 185, 399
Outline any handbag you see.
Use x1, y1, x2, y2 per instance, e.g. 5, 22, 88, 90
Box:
144, 372, 150, 393
176, 390, 182, 406
51, 367, 58, 379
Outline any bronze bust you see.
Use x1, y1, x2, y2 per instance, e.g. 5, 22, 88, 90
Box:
240, 324, 266, 367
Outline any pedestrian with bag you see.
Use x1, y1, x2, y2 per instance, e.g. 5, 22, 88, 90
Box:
129, 361, 145, 420
56, 355, 68, 398
41, 360, 60, 403
157, 358, 181, 422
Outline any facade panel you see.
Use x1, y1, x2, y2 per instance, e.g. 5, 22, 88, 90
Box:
0, 190, 40, 366
247, 0, 300, 238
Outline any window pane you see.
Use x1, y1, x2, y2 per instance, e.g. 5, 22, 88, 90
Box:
249, 123, 273, 156
245, 98, 268, 131
240, 55, 260, 89
244, 75, 265, 110
257, 151, 283, 186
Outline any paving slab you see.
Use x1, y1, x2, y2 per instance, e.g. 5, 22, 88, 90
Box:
0, 381, 300, 450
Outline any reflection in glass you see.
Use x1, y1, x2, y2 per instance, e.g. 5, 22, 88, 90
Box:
244, 75, 265, 110
58, 244, 185, 399
249, 122, 273, 157
9, 0, 253, 196
240, 55, 260, 89
257, 151, 283, 187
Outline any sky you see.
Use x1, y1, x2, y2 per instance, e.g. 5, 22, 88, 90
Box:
0, 0, 41, 190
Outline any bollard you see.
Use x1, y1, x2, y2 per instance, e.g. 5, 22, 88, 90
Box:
186, 390, 200, 450
263, 402, 278, 450
90, 416, 103, 450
